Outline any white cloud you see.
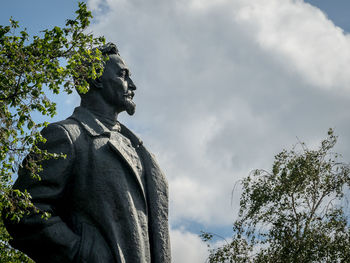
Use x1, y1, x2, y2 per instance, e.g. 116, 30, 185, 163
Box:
86, 0, 350, 231
233, 0, 350, 89
170, 228, 209, 263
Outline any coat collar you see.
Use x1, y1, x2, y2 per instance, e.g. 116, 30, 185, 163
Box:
70, 106, 111, 136
69, 106, 143, 147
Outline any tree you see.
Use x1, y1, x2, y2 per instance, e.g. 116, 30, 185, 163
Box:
202, 129, 350, 263
0, 3, 106, 261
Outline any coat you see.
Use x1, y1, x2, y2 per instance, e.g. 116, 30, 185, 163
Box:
5, 106, 171, 263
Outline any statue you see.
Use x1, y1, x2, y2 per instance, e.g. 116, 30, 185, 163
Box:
5, 43, 171, 263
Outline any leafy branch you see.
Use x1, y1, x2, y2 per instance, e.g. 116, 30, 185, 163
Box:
0, 2, 106, 261
203, 129, 350, 262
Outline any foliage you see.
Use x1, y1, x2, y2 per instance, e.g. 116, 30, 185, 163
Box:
202, 129, 350, 263
0, 2, 106, 261
0, 217, 34, 262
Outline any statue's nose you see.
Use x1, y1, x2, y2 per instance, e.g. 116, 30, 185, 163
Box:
128, 79, 137, 90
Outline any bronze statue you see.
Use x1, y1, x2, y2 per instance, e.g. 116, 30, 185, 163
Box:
5, 43, 171, 263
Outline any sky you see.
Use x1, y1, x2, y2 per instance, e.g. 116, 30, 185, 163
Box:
2, 0, 350, 262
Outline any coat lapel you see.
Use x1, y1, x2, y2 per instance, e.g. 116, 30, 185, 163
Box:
69, 107, 146, 204
107, 132, 146, 202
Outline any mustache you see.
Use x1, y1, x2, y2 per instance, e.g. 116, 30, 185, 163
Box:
123, 91, 134, 98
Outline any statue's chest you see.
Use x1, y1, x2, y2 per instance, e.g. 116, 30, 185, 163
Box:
83, 134, 145, 191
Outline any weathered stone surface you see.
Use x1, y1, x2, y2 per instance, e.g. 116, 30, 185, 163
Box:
5, 43, 171, 263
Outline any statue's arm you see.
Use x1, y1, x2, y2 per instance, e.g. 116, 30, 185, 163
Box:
5, 123, 80, 263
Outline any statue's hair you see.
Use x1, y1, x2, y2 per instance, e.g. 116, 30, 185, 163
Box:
96, 42, 119, 56
77, 42, 119, 96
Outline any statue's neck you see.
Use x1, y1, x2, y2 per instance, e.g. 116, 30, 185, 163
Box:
80, 95, 120, 130
88, 109, 120, 130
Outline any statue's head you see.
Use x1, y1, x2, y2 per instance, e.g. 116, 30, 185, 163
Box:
80, 42, 137, 116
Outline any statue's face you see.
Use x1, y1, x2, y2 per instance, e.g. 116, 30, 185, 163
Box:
99, 53, 137, 115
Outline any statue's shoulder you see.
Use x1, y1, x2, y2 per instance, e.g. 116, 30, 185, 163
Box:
55, 117, 81, 130
43, 118, 83, 144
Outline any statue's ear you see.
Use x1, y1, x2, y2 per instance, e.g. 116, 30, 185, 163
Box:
90, 78, 103, 89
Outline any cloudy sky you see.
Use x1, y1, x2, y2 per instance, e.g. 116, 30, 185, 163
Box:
2, 0, 350, 262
